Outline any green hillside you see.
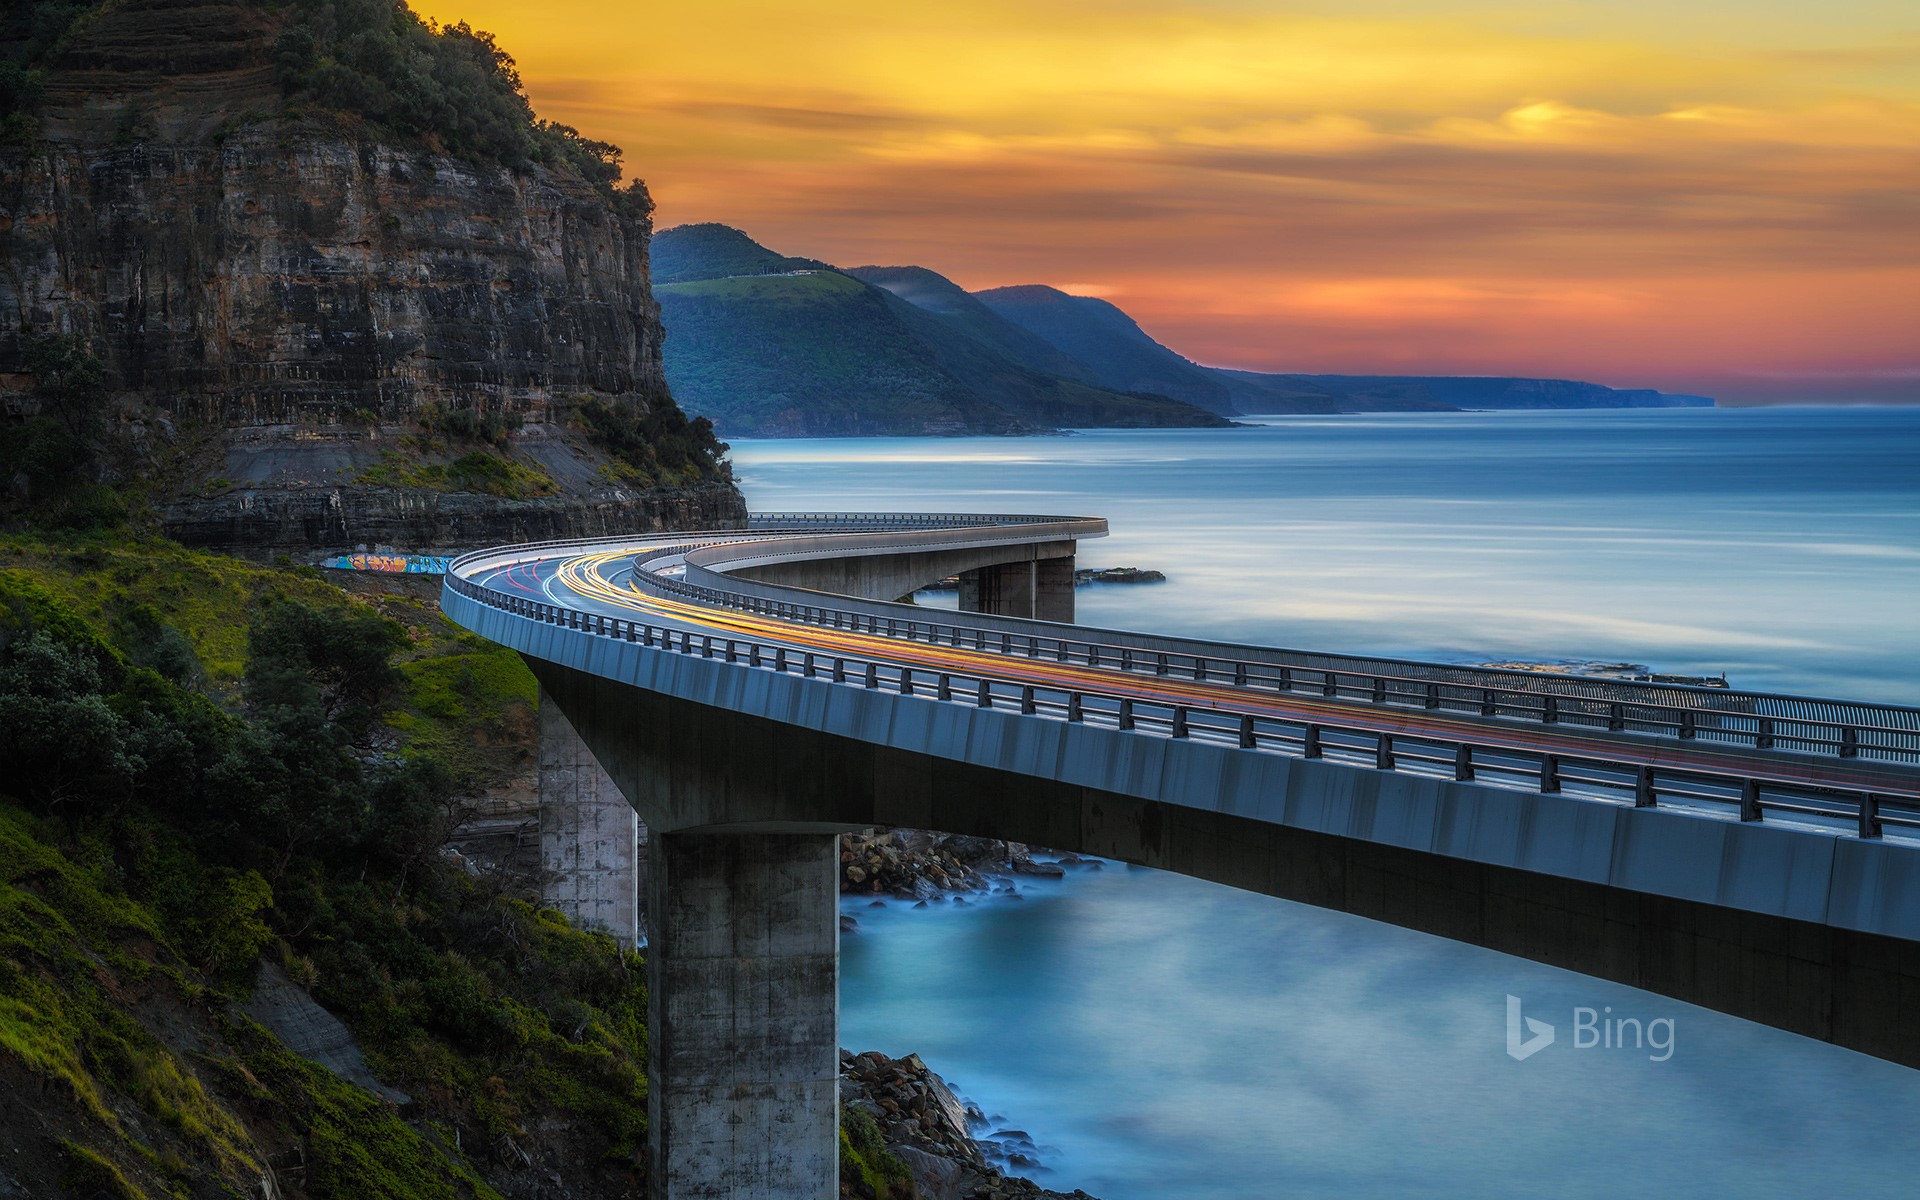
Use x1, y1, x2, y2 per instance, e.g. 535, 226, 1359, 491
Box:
874, 285, 1231, 430
974, 285, 1240, 416
651, 222, 832, 285
657, 271, 1027, 436
849, 265, 1099, 384
653, 228, 1229, 436
0, 532, 651, 1197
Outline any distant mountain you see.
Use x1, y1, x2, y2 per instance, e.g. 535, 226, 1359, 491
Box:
973, 286, 1713, 415
651, 222, 832, 285
849, 266, 1100, 384
656, 270, 1021, 436
650, 226, 1712, 435
1222, 373, 1716, 411
1210, 371, 1453, 415
652, 227, 1230, 437
973, 285, 1240, 416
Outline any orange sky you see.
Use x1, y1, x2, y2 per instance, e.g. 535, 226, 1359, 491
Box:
423, 0, 1920, 402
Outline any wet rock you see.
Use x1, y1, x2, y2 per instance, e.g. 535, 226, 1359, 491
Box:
892, 1144, 968, 1200
840, 1049, 1098, 1199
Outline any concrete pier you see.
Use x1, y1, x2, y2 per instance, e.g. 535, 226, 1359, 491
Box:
538, 690, 642, 945
1035, 555, 1075, 623
730, 537, 1080, 613
517, 650, 1920, 1072
647, 831, 840, 1198
958, 556, 1075, 622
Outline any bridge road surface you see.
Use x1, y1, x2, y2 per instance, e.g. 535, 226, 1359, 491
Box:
465, 531, 1920, 816
448, 515, 1920, 1200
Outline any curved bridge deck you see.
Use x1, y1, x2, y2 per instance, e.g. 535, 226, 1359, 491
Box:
442, 513, 1920, 1198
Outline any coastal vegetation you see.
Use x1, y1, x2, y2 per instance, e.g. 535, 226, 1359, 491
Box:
0, 528, 652, 1195
0, 302, 658, 1198
3, 0, 641, 211
269, 0, 646, 208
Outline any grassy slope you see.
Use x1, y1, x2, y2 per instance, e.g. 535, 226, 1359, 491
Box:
0, 800, 507, 1199
0, 534, 648, 1198
0, 535, 536, 781
847, 265, 1103, 383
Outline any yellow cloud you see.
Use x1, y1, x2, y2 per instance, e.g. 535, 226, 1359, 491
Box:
412, 0, 1920, 400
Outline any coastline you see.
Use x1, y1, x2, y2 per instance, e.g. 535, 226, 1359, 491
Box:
839, 831, 1105, 1199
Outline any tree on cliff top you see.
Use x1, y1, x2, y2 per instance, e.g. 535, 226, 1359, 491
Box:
4, 0, 645, 207
273, 0, 643, 206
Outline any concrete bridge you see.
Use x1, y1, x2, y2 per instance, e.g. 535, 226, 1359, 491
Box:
442, 513, 1920, 1198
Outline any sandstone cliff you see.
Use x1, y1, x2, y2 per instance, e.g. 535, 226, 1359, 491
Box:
1, 0, 744, 551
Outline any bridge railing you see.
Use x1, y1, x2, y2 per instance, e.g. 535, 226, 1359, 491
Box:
441, 571, 1920, 840
444, 519, 1920, 765
746, 512, 1092, 530
664, 551, 1920, 765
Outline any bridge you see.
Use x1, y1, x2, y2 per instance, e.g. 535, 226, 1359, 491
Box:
441, 513, 1920, 1198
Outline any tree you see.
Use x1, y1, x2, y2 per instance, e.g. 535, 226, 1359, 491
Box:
3, 331, 110, 502
244, 599, 409, 731
0, 632, 139, 808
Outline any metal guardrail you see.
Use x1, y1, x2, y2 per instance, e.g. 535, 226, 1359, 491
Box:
443, 569, 1920, 840
448, 515, 1920, 766
663, 528, 1920, 765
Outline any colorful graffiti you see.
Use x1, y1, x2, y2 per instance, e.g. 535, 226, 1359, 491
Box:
322, 553, 454, 576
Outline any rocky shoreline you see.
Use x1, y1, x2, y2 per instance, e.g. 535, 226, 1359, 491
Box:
840, 1050, 1095, 1200
836, 828, 1105, 1199
917, 566, 1166, 593
839, 829, 1098, 900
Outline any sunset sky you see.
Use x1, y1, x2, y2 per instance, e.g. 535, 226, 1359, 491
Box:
422, 0, 1919, 403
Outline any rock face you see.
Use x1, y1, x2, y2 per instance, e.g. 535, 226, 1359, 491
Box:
841, 1050, 1097, 1200
242, 960, 411, 1107
0, 0, 744, 551
153, 424, 743, 554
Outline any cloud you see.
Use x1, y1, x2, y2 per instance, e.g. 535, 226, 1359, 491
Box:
656, 100, 930, 133
415, 0, 1920, 401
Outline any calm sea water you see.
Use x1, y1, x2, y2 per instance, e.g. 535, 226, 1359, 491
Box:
728, 408, 1920, 1199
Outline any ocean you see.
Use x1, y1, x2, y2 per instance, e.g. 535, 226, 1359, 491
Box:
728, 406, 1920, 1198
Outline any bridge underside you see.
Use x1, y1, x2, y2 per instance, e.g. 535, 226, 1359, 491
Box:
729, 538, 1077, 620
535, 656, 1920, 1197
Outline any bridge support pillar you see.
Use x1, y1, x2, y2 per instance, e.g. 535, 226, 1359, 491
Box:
539, 689, 642, 945
647, 831, 840, 1198
958, 555, 1075, 622
1034, 555, 1075, 623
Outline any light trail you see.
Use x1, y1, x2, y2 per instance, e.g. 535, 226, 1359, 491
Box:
495, 545, 1920, 802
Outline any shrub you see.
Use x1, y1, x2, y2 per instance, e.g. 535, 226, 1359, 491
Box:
273, 0, 634, 200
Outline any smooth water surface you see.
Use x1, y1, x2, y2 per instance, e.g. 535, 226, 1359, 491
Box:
733, 407, 1920, 701
728, 408, 1920, 1198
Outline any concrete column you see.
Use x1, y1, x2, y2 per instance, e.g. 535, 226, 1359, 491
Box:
539, 688, 642, 944
1034, 555, 1075, 623
957, 561, 1034, 617
647, 831, 840, 1198
957, 556, 1076, 622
